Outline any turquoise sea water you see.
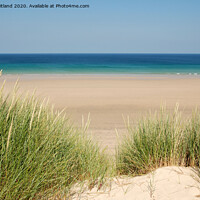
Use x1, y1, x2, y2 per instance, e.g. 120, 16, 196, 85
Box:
0, 54, 200, 74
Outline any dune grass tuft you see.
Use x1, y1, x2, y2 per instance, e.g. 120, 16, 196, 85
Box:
116, 106, 200, 175
184, 111, 200, 167
0, 82, 109, 199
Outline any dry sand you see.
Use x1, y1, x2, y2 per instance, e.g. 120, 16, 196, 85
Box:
1, 74, 200, 153
71, 166, 200, 200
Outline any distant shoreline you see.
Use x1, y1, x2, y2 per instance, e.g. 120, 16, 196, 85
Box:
1, 73, 200, 81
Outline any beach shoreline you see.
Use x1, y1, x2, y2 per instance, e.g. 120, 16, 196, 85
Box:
1, 73, 200, 80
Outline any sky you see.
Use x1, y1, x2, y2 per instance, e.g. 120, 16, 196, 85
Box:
0, 0, 200, 53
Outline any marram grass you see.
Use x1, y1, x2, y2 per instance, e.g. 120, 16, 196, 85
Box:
116, 106, 200, 175
0, 83, 109, 199
184, 111, 200, 167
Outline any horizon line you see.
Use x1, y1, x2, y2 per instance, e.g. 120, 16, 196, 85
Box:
0, 53, 200, 55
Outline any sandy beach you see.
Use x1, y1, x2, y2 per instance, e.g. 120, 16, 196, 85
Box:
1, 74, 200, 153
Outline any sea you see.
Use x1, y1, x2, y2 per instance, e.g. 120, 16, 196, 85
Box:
0, 54, 200, 75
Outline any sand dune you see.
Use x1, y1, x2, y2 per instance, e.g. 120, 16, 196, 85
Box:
71, 166, 200, 200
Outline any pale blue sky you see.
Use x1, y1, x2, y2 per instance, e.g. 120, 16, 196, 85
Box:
0, 0, 200, 53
